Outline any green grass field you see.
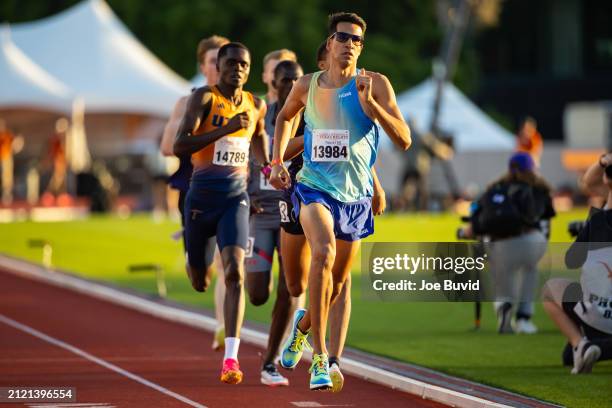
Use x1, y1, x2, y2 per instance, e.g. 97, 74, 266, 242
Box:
1, 210, 610, 407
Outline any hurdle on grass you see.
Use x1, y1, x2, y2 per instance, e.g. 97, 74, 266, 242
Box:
128, 264, 167, 298
28, 239, 53, 269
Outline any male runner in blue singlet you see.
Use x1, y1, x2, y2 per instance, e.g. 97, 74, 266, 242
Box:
270, 13, 411, 390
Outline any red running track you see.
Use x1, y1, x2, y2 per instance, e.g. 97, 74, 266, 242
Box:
0, 269, 443, 408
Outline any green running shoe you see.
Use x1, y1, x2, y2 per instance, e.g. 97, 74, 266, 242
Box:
280, 309, 311, 369
309, 353, 332, 391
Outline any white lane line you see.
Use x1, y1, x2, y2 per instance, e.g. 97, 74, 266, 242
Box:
0, 356, 213, 364
28, 404, 114, 408
290, 403, 354, 407
0, 314, 207, 408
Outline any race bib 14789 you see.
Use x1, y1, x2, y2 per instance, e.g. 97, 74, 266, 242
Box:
312, 129, 349, 162
213, 136, 249, 167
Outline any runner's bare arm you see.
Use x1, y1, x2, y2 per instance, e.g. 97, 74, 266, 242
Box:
161, 96, 188, 156
284, 136, 304, 161
283, 109, 305, 161
250, 98, 270, 165
272, 76, 309, 164
174, 87, 251, 156
372, 166, 386, 215
356, 70, 411, 150
270, 75, 310, 188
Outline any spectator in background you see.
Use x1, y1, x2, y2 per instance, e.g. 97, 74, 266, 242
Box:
466, 152, 555, 334
516, 116, 543, 167
42, 118, 69, 203
0, 119, 17, 205
261, 49, 297, 104
400, 119, 453, 211
146, 136, 171, 221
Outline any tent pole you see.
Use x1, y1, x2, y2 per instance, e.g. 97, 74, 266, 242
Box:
430, 0, 472, 200
431, 0, 472, 133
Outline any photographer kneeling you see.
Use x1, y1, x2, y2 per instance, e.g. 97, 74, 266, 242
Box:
467, 152, 555, 334
541, 156, 612, 374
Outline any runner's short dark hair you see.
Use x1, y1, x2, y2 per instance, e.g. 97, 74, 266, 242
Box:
327, 12, 367, 35
217, 42, 250, 62
274, 60, 302, 80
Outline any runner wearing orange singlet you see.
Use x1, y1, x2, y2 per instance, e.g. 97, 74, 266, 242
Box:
174, 42, 269, 385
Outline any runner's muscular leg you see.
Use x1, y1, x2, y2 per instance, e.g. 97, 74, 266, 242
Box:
279, 229, 308, 344
330, 239, 360, 304
298, 202, 336, 355
296, 238, 359, 334
246, 228, 275, 306
221, 245, 246, 338
186, 234, 217, 292
213, 246, 226, 326
329, 273, 353, 360
280, 230, 311, 297
263, 261, 293, 364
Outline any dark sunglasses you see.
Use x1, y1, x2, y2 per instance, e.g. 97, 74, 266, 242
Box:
331, 32, 364, 46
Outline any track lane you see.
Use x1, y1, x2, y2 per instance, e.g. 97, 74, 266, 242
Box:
0, 269, 443, 408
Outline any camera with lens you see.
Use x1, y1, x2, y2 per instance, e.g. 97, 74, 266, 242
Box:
456, 215, 472, 240
568, 221, 586, 238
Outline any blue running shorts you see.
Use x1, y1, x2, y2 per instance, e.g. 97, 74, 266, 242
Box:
291, 182, 373, 242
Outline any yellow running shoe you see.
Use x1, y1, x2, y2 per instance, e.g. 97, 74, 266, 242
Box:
329, 362, 344, 392
280, 309, 311, 369
309, 353, 332, 391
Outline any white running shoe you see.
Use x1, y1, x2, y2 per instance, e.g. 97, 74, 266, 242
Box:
261, 363, 289, 387
329, 362, 344, 393
514, 318, 538, 334
572, 338, 601, 374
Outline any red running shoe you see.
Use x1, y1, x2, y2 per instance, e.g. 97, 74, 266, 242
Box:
220, 358, 243, 384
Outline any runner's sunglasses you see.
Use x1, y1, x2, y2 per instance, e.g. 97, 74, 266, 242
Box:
330, 32, 364, 46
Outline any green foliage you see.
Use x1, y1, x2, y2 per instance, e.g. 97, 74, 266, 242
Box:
0, 0, 482, 95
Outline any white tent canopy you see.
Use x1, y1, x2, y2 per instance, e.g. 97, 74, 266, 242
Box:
191, 73, 205, 88
0, 27, 72, 112
10, 0, 190, 117
396, 78, 515, 152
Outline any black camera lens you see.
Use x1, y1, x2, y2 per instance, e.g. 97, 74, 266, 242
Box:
568, 221, 586, 237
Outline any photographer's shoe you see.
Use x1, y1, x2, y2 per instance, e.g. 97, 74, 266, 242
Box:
515, 318, 537, 334
496, 302, 514, 334
572, 338, 600, 374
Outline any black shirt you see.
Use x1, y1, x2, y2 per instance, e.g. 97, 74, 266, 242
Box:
566, 209, 612, 269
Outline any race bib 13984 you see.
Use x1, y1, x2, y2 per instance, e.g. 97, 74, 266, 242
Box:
311, 129, 349, 162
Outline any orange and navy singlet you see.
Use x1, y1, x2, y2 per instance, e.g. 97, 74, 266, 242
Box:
190, 86, 259, 194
